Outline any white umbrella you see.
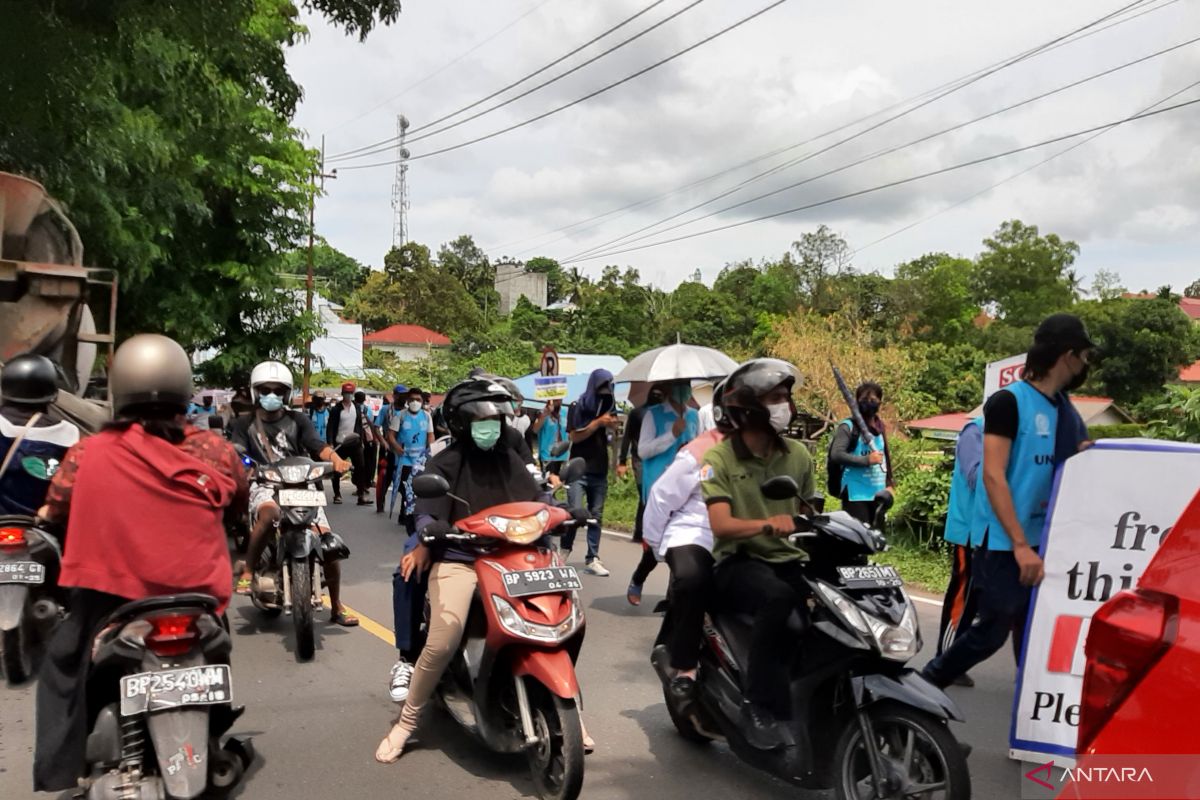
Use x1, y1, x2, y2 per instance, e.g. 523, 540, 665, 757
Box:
614, 342, 739, 385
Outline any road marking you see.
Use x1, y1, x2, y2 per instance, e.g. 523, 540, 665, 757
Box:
321, 596, 395, 647
602, 529, 946, 607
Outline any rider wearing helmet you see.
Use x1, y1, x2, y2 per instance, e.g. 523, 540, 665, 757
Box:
376, 377, 545, 763
645, 378, 732, 699
700, 358, 815, 750
230, 361, 357, 626
0, 353, 80, 517
34, 334, 248, 792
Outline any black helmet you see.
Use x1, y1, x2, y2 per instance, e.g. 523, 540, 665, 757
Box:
1, 353, 59, 405
442, 378, 514, 441
711, 377, 734, 431
478, 374, 524, 409
721, 358, 801, 429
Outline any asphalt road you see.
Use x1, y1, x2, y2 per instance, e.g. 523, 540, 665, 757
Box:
0, 496, 1029, 799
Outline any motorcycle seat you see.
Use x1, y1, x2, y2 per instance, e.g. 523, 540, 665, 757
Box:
103, 593, 219, 625
711, 609, 807, 673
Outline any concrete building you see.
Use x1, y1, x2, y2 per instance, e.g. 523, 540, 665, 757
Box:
309, 292, 364, 375
495, 260, 548, 315
362, 323, 452, 362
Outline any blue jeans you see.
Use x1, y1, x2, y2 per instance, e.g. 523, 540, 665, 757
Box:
564, 473, 607, 562
392, 533, 428, 657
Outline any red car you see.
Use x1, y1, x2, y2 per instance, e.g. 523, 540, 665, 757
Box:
1077, 489, 1200, 756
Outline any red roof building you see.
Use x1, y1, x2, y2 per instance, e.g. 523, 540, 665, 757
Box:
908, 396, 1132, 439
1122, 293, 1200, 321
363, 324, 452, 362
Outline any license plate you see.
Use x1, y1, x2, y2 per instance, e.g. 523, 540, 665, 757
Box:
837, 564, 903, 589
0, 561, 44, 585
279, 489, 326, 507
502, 567, 582, 598
120, 665, 232, 716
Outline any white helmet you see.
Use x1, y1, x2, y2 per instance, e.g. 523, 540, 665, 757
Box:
250, 361, 294, 402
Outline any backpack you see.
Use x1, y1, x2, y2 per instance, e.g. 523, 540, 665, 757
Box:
825, 421, 857, 496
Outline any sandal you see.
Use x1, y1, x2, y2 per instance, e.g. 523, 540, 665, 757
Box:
375, 725, 410, 764
235, 575, 253, 595
330, 608, 359, 627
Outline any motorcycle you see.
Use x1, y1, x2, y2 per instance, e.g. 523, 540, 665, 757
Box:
239, 439, 353, 662
82, 593, 253, 799
0, 514, 66, 685
652, 477, 971, 800
410, 455, 590, 800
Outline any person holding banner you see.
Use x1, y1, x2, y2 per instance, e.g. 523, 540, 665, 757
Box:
921, 313, 1096, 689
532, 398, 569, 474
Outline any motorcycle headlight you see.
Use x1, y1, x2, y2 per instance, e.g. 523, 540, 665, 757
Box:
260, 468, 283, 483
864, 594, 920, 661
278, 464, 310, 484
486, 510, 550, 544
307, 464, 328, 482
491, 594, 582, 643
815, 581, 872, 639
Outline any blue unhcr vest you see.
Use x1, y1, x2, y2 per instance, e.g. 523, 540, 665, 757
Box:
397, 410, 431, 466
839, 418, 887, 502
944, 417, 982, 547
640, 405, 698, 500
971, 381, 1058, 551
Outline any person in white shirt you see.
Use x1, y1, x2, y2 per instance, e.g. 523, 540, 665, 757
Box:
645, 382, 730, 703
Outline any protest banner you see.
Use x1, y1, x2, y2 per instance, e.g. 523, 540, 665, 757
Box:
1010, 439, 1200, 766
534, 375, 568, 400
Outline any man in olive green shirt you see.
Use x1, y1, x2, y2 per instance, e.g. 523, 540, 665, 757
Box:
701, 358, 815, 750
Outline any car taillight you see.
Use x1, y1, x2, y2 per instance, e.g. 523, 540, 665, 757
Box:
146, 613, 200, 657
1079, 589, 1178, 752
0, 527, 26, 548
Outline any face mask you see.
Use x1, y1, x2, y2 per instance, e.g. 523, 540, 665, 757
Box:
671, 385, 692, 405
859, 400, 880, 418
343, 393, 353, 402
407, 400, 422, 413
259, 394, 284, 412
767, 402, 792, 433
471, 419, 502, 450
1066, 363, 1089, 392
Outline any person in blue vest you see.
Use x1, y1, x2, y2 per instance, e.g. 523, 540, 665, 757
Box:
532, 397, 570, 474
828, 381, 895, 525
374, 384, 404, 513
387, 385, 433, 534
935, 415, 984, 688
921, 313, 1096, 688
626, 380, 700, 605
0, 354, 81, 518
308, 391, 329, 442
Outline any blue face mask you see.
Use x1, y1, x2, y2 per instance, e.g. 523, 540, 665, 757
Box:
471, 419, 502, 450
259, 394, 284, 412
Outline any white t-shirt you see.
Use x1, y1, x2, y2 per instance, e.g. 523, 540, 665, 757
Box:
511, 413, 532, 438
336, 401, 356, 444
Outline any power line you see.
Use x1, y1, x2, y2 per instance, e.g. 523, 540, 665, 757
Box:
563, 97, 1200, 263
328, 0, 682, 162
492, 0, 1176, 257
852, 76, 1200, 256
562, 31, 1200, 261
336, 0, 793, 169
323, 0, 560, 136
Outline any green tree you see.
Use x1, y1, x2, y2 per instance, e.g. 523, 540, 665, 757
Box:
510, 295, 552, 343
971, 220, 1079, 325
0, 1, 400, 385
1089, 269, 1126, 302
344, 242, 482, 336
1184, 279, 1200, 300
525, 256, 567, 304
790, 224, 854, 310
893, 253, 979, 342
279, 238, 369, 305
438, 234, 496, 314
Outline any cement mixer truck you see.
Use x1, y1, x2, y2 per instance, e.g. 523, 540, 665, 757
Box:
0, 172, 116, 432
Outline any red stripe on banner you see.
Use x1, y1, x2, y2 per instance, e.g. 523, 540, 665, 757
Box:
1047, 615, 1084, 674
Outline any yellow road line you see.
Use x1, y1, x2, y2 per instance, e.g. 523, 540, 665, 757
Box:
321, 596, 395, 648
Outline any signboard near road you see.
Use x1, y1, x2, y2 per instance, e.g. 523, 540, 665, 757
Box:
534, 375, 568, 400
1010, 440, 1200, 765
985, 353, 1026, 402
540, 347, 559, 377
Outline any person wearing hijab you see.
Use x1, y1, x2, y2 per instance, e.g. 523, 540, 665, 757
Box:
562, 369, 619, 576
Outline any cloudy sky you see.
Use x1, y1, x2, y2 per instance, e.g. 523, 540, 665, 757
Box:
286, 0, 1200, 293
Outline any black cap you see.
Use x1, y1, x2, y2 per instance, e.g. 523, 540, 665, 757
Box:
1034, 313, 1095, 353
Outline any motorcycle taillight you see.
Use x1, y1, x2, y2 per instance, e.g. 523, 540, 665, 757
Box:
146, 613, 200, 657
0, 527, 26, 548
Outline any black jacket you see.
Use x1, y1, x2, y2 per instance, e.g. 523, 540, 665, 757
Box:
326, 400, 365, 446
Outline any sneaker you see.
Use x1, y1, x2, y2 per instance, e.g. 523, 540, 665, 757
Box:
584, 559, 610, 577
388, 660, 414, 703
740, 702, 786, 750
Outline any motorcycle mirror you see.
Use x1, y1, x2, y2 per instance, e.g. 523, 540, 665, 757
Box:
412, 473, 450, 499
805, 495, 826, 514
549, 439, 571, 458
560, 457, 586, 485
339, 433, 361, 449
760, 475, 800, 501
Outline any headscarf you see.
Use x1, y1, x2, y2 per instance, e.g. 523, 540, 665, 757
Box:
574, 368, 614, 426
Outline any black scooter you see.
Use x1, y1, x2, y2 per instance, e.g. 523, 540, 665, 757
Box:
652, 478, 970, 800
0, 514, 66, 684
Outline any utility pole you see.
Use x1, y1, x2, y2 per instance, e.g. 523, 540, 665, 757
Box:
303, 135, 338, 403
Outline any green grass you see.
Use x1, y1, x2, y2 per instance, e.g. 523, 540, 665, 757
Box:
873, 538, 950, 595
603, 471, 640, 532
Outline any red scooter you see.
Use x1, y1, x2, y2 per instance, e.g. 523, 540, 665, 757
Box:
411, 459, 588, 800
